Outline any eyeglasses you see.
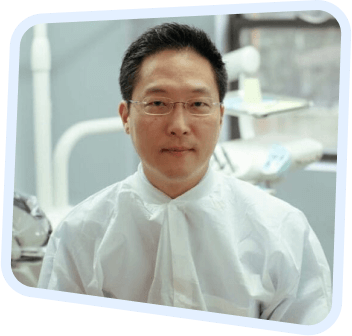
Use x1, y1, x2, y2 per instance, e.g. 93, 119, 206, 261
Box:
128, 97, 223, 116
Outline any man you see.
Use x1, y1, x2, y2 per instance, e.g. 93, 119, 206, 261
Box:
38, 23, 332, 325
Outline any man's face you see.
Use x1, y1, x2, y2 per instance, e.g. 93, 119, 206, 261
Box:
119, 49, 224, 193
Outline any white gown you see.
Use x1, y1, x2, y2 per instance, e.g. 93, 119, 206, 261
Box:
38, 164, 332, 324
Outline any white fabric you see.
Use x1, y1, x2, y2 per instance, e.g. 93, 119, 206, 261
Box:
38, 164, 332, 324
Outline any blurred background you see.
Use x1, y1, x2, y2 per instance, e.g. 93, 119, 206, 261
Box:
13, 11, 339, 286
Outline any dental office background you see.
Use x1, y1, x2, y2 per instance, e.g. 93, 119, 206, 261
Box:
14, 12, 339, 285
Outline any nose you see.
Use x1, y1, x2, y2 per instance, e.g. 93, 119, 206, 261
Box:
166, 102, 191, 136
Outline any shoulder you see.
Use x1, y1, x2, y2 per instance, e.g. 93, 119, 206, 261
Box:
215, 171, 310, 240
217, 171, 297, 215
53, 173, 137, 241
216, 173, 316, 270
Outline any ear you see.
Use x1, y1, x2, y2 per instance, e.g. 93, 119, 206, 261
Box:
219, 104, 225, 126
118, 101, 130, 134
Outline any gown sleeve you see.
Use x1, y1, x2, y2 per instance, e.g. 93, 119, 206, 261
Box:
262, 210, 332, 325
37, 222, 86, 294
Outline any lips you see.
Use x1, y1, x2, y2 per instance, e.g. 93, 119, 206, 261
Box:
161, 147, 194, 152
165, 147, 189, 151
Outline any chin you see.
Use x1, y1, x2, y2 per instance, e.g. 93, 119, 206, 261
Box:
160, 163, 208, 183
161, 167, 193, 180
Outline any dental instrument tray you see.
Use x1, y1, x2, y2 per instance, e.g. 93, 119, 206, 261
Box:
224, 90, 312, 118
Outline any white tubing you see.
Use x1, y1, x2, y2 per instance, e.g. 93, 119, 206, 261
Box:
223, 46, 260, 82
53, 117, 124, 208
31, 24, 53, 212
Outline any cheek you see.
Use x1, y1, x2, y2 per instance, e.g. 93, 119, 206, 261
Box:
130, 119, 161, 152
198, 118, 221, 141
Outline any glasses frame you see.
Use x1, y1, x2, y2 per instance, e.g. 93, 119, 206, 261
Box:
128, 97, 223, 116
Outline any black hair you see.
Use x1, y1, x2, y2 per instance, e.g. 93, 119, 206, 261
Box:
119, 22, 228, 103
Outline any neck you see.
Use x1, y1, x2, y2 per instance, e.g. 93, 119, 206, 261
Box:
142, 164, 208, 199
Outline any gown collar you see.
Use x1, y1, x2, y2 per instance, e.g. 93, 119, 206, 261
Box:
135, 162, 217, 204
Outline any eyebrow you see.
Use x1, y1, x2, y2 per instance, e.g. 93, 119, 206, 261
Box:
144, 87, 167, 94
144, 86, 212, 96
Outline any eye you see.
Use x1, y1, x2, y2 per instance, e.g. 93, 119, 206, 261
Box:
193, 101, 207, 107
143, 97, 170, 115
152, 100, 166, 106
190, 99, 211, 108
188, 98, 213, 115
145, 98, 168, 107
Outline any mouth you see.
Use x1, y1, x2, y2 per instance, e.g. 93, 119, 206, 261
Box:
162, 146, 194, 152
161, 147, 195, 156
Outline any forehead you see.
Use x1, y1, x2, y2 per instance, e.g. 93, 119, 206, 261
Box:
133, 49, 219, 99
